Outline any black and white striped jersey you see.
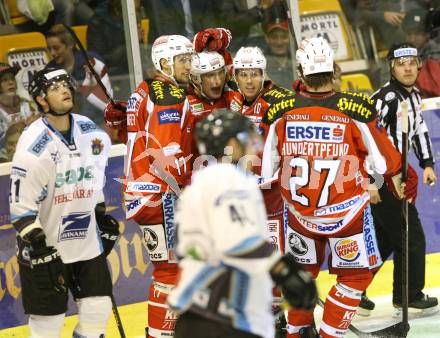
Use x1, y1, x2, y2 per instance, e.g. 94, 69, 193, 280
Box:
372, 79, 434, 169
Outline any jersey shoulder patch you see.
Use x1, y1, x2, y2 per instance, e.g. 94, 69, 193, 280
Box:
27, 128, 52, 156
263, 88, 296, 125
147, 79, 186, 105
76, 119, 99, 134
336, 91, 377, 122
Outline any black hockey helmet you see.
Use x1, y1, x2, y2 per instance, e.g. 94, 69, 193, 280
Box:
28, 67, 76, 113
387, 42, 419, 61
196, 109, 257, 158
387, 43, 422, 82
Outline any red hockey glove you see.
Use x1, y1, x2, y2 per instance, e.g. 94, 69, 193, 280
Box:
193, 28, 232, 53
385, 164, 418, 203
104, 100, 127, 128
404, 164, 418, 203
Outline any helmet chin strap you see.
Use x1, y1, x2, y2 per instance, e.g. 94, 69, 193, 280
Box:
45, 108, 72, 116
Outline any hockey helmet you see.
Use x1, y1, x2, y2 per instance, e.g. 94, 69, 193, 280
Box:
296, 37, 334, 75
151, 35, 194, 72
28, 68, 76, 112
196, 109, 257, 158
233, 47, 267, 71
387, 43, 421, 67
191, 51, 226, 76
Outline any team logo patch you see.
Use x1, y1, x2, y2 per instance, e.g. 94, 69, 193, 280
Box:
77, 121, 97, 134
59, 212, 91, 241
288, 232, 308, 255
158, 108, 180, 124
191, 103, 204, 112
28, 130, 52, 156
334, 239, 360, 262
385, 91, 396, 102
91, 138, 104, 155
230, 100, 241, 112
144, 228, 159, 251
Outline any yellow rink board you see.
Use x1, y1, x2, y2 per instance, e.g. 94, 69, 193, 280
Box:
1, 253, 440, 338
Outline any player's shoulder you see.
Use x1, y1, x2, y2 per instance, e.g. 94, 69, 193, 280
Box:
263, 85, 296, 124
73, 114, 111, 143
145, 79, 186, 105
192, 164, 256, 200
14, 118, 52, 159
371, 82, 399, 103
336, 91, 377, 122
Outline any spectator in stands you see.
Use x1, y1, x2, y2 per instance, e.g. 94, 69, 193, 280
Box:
45, 24, 113, 125
262, 19, 293, 88
144, 0, 215, 41
213, 0, 276, 51
346, 0, 430, 48
0, 63, 36, 157
87, 0, 144, 98
403, 8, 440, 97
0, 121, 26, 163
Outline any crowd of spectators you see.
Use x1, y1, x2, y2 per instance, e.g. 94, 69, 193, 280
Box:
1, 0, 440, 161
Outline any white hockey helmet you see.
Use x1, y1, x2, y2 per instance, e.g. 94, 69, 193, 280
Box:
233, 47, 267, 71
296, 37, 334, 76
151, 35, 194, 72
191, 51, 226, 76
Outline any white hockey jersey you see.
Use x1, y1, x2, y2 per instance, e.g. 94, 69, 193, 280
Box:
9, 114, 111, 264
168, 163, 279, 338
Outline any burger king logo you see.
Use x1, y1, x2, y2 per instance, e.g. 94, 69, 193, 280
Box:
334, 239, 360, 262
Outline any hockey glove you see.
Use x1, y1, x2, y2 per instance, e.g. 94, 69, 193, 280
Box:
270, 254, 318, 311
104, 100, 127, 128
25, 228, 67, 294
193, 28, 232, 53
386, 164, 418, 203
97, 214, 120, 256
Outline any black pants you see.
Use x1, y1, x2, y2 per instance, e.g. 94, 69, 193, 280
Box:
19, 253, 113, 315
175, 312, 262, 338
371, 184, 426, 304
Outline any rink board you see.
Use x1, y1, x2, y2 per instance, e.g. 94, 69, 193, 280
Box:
1, 108, 440, 333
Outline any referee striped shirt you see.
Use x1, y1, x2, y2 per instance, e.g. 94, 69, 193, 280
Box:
372, 79, 434, 168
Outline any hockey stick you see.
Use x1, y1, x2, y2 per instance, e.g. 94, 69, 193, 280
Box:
62, 24, 115, 106
400, 100, 410, 335
111, 294, 127, 338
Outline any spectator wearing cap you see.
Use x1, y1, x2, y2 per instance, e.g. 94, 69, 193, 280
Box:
0, 63, 37, 158
403, 8, 440, 97
403, 8, 440, 60
263, 19, 293, 88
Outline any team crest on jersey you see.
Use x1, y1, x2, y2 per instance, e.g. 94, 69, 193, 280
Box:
334, 239, 360, 262
91, 138, 104, 155
59, 212, 91, 241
